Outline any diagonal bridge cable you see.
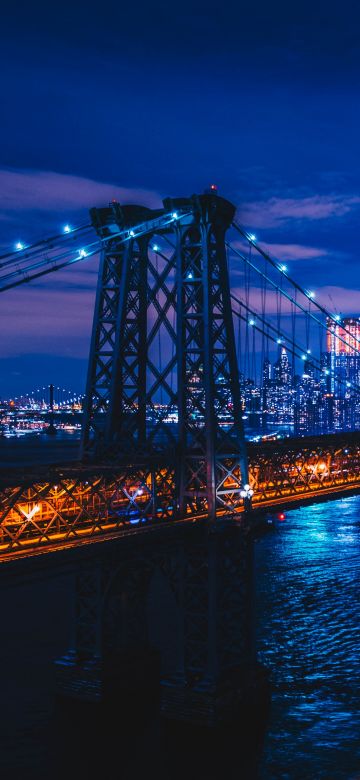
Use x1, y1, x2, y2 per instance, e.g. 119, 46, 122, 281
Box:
228, 232, 360, 359
231, 292, 360, 398
0, 211, 192, 293
0, 224, 93, 268
231, 221, 360, 355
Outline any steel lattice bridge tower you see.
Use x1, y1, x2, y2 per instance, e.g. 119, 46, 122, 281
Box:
2, 189, 360, 727
65, 194, 257, 726
82, 192, 248, 521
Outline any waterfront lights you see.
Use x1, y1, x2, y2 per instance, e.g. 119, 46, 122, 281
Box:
15, 241, 25, 251
79, 248, 88, 258
63, 224, 72, 234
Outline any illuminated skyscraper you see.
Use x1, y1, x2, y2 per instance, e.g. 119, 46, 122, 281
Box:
326, 317, 360, 399
326, 317, 360, 355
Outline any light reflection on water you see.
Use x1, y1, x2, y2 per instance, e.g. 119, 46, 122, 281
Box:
0, 494, 359, 779
256, 496, 360, 779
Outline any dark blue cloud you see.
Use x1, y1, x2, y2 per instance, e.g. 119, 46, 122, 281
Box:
1, 0, 360, 395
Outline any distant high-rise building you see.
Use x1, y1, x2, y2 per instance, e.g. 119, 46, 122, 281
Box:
326, 317, 360, 355
326, 318, 360, 424
274, 347, 292, 387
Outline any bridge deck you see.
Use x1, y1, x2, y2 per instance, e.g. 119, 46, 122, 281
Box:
0, 431, 359, 561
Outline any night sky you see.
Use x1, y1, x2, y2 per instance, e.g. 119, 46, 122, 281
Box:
1, 0, 360, 397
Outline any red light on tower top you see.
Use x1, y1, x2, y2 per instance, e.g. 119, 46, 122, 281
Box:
210, 183, 218, 192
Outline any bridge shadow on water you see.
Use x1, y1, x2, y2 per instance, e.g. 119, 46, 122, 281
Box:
50, 526, 270, 780
52, 688, 269, 780
0, 525, 270, 780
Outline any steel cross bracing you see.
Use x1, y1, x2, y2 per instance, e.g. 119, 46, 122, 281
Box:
82, 194, 249, 522
174, 197, 248, 520
248, 432, 360, 504
1, 433, 360, 556
82, 203, 181, 457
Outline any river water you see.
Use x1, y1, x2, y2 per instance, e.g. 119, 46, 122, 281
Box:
0, 495, 359, 779
256, 496, 360, 779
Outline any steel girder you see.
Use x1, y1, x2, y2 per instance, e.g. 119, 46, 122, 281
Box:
183, 530, 252, 683
173, 196, 248, 520
57, 526, 254, 703
82, 201, 181, 460
82, 216, 150, 458
1, 434, 360, 555
248, 435, 360, 503
81, 193, 248, 521
0, 462, 176, 555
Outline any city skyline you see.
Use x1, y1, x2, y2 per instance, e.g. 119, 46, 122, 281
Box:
3, 316, 360, 440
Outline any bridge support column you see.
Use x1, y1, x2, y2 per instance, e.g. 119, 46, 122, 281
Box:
55, 563, 104, 702
161, 525, 265, 727
55, 525, 265, 727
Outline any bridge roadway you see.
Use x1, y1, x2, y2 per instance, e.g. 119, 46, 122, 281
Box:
0, 431, 359, 562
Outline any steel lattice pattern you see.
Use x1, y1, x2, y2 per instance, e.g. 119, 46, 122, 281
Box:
0, 434, 359, 557
248, 433, 360, 503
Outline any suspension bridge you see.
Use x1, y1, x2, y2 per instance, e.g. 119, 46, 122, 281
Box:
1, 187, 359, 725
1, 187, 360, 557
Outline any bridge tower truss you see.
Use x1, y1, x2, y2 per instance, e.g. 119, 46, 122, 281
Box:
82, 193, 248, 521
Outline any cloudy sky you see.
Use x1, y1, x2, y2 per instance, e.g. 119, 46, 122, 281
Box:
1, 0, 360, 396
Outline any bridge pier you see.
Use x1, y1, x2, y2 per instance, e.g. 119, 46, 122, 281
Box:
55, 523, 266, 727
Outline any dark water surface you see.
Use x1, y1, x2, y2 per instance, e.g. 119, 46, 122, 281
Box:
1, 496, 359, 779
256, 497, 360, 779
